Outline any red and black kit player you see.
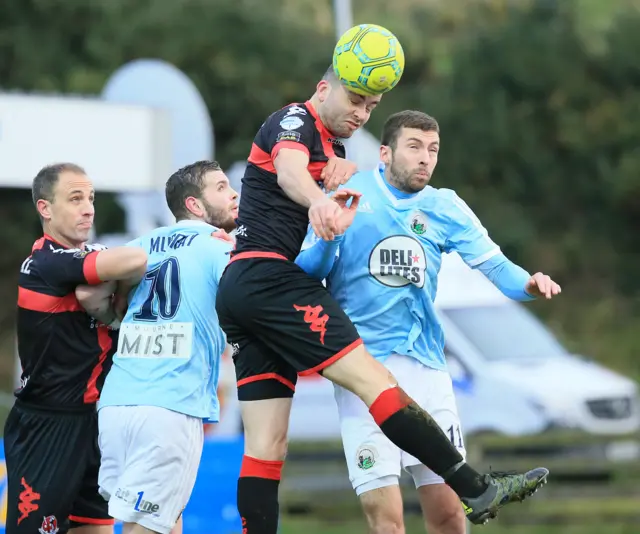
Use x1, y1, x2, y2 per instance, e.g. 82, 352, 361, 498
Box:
215, 67, 550, 533
4, 164, 148, 534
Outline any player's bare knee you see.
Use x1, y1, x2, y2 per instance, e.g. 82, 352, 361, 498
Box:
321, 344, 398, 406
425, 504, 466, 534
361, 502, 405, 534
419, 485, 466, 534
359, 487, 405, 534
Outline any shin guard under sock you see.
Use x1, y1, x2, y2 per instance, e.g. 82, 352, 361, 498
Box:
237, 455, 283, 533
369, 387, 487, 497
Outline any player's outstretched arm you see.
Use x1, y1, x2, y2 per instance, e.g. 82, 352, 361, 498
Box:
93, 246, 148, 282
274, 148, 342, 241
476, 254, 561, 300
295, 234, 343, 280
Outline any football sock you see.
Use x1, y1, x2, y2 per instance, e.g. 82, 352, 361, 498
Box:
369, 387, 488, 497
237, 455, 283, 533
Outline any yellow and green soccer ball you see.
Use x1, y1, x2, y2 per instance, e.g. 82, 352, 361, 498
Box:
333, 24, 405, 96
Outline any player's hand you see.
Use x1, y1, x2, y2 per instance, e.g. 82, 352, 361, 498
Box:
211, 229, 234, 244
332, 188, 362, 234
309, 196, 342, 241
321, 158, 358, 192
525, 272, 561, 300
112, 293, 128, 320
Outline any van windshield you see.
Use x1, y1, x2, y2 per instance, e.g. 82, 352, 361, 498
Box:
442, 303, 567, 362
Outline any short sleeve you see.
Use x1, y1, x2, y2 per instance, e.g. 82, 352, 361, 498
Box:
442, 191, 500, 267
37, 248, 102, 288
267, 105, 317, 160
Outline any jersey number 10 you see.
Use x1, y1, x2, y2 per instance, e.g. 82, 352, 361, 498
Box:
133, 257, 181, 321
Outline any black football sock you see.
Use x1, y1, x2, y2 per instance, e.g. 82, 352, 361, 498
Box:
237, 455, 283, 533
369, 387, 488, 498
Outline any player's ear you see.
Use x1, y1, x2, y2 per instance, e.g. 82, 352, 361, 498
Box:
380, 144, 392, 165
316, 80, 331, 103
36, 199, 52, 222
184, 196, 203, 218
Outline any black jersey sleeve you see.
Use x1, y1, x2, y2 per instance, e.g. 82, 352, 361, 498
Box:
266, 105, 318, 160
36, 247, 103, 290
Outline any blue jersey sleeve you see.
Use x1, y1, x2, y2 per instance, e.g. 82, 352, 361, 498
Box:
442, 190, 501, 267
476, 253, 535, 301
197, 235, 233, 283
295, 227, 342, 280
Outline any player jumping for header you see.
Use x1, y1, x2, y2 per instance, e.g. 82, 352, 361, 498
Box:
215, 67, 550, 533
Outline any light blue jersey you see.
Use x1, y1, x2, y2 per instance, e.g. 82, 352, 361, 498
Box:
297, 164, 513, 371
98, 220, 231, 422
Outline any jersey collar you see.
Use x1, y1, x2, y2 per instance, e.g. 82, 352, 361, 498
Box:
173, 219, 217, 231
373, 163, 430, 208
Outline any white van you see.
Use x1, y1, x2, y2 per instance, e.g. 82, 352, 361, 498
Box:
287, 252, 640, 440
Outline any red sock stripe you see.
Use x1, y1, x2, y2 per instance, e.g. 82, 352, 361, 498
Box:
369, 386, 413, 426
240, 455, 284, 481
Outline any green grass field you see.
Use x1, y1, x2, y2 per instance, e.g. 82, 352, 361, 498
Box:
280, 516, 639, 534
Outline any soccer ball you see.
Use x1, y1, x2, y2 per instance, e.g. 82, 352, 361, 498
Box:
333, 24, 405, 96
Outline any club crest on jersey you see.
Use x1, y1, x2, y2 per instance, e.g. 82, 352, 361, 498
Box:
279, 116, 304, 131
409, 211, 428, 235
369, 235, 426, 289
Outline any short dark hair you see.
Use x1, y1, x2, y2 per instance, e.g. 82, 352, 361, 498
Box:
381, 111, 440, 149
323, 65, 339, 84
32, 162, 86, 208
165, 160, 222, 220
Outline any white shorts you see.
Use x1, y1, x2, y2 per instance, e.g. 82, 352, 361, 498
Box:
335, 354, 466, 495
98, 406, 204, 534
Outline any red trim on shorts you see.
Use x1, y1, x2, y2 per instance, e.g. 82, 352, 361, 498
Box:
240, 455, 284, 480
229, 251, 287, 264
369, 387, 413, 426
18, 287, 83, 313
237, 373, 295, 392
68, 515, 115, 525
83, 327, 112, 404
298, 338, 363, 376
82, 251, 101, 285
271, 140, 310, 160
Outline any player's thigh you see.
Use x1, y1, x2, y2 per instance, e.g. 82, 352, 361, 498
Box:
70, 526, 113, 534
4, 406, 90, 534
335, 384, 402, 492
104, 406, 204, 534
403, 368, 467, 486
71, 412, 114, 530
230, 334, 297, 460
97, 407, 127, 503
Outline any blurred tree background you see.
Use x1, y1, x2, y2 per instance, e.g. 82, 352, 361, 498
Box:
0, 0, 638, 387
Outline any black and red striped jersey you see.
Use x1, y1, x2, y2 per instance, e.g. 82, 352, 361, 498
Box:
234, 100, 346, 261
15, 235, 117, 410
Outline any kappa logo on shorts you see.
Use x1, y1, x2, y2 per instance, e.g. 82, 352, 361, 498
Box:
38, 515, 59, 534
293, 304, 329, 345
17, 477, 41, 525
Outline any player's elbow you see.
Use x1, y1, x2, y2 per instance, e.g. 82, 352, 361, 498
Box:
95, 247, 148, 282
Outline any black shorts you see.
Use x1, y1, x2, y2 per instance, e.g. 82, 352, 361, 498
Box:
216, 254, 362, 401
3, 402, 112, 534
